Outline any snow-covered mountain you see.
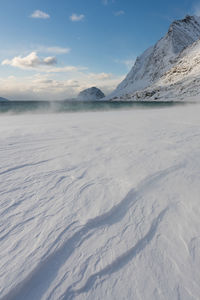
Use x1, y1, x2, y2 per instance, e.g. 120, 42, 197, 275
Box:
0, 97, 8, 101
77, 87, 105, 101
109, 15, 200, 101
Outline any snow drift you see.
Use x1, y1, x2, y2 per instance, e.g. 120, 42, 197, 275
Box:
1, 104, 200, 299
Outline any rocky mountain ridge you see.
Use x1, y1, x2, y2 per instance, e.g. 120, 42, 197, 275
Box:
109, 15, 200, 102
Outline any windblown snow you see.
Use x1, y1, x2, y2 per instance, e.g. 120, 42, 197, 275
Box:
1, 104, 200, 300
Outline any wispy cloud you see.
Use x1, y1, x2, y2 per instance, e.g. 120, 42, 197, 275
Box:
193, 2, 200, 16
30, 10, 50, 19
115, 58, 136, 69
114, 10, 125, 16
123, 59, 136, 69
70, 14, 85, 22
38, 46, 71, 55
0, 71, 124, 100
45, 66, 86, 73
102, 0, 115, 5
87, 72, 112, 80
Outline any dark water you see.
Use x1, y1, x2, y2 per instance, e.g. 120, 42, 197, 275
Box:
0, 100, 185, 114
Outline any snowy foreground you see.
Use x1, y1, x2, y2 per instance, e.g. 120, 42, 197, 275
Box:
1, 104, 200, 300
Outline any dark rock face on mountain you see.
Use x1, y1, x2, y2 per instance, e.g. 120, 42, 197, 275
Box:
109, 15, 200, 101
77, 87, 105, 101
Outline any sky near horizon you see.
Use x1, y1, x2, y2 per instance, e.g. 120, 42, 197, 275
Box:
0, 0, 199, 100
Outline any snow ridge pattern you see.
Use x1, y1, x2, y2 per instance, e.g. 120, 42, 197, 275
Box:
1, 105, 200, 299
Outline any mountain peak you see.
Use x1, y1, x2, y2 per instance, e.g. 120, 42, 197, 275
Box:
109, 15, 200, 99
77, 87, 105, 101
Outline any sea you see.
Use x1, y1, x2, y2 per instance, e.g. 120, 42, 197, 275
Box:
0, 100, 185, 114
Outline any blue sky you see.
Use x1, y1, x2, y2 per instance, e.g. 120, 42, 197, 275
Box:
0, 0, 199, 99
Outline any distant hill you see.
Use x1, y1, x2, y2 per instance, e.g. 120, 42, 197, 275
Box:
77, 87, 105, 101
0, 97, 9, 102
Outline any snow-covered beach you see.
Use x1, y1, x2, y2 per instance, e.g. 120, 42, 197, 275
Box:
1, 103, 200, 300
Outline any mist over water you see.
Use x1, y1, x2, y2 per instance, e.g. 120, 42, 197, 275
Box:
0, 100, 185, 115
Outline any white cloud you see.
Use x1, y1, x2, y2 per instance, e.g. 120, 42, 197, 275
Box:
43, 56, 57, 65
2, 52, 57, 69
45, 66, 86, 73
30, 10, 50, 19
40, 46, 71, 54
0, 71, 124, 100
2, 52, 88, 73
70, 14, 85, 22
88, 72, 112, 80
114, 10, 125, 16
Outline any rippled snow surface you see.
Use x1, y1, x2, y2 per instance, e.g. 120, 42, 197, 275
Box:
1, 104, 200, 300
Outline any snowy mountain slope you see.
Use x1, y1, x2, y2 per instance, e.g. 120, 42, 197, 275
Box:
160, 38, 200, 84
77, 87, 105, 101
111, 38, 200, 102
0, 97, 8, 101
1, 104, 200, 299
109, 15, 200, 99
